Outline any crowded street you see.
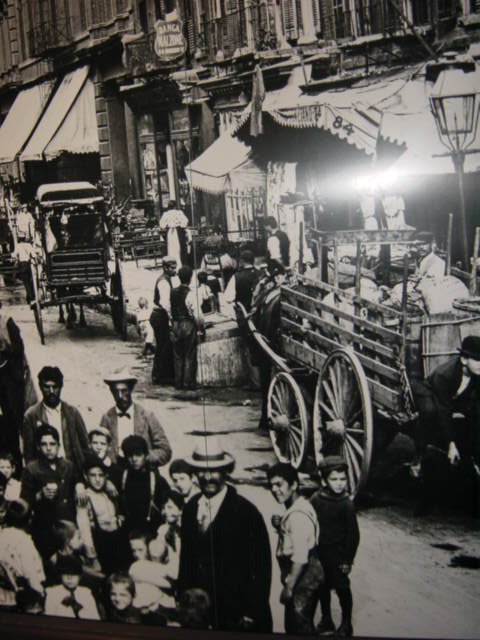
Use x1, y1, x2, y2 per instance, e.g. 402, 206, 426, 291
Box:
1, 269, 478, 638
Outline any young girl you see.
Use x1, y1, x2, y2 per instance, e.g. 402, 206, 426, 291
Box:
149, 490, 183, 584
105, 572, 141, 624
45, 555, 100, 620
136, 296, 155, 356
76, 456, 126, 575
48, 519, 102, 588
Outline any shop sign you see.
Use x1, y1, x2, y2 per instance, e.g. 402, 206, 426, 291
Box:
154, 18, 187, 62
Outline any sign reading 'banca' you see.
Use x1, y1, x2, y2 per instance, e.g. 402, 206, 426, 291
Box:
154, 18, 187, 62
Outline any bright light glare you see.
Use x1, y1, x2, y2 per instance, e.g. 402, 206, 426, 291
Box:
353, 169, 400, 193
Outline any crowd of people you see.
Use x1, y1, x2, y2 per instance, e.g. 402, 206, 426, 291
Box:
0, 360, 362, 635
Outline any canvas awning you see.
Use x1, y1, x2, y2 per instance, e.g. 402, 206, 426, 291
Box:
43, 79, 99, 160
21, 66, 90, 162
0, 81, 53, 164
378, 70, 480, 175
185, 132, 253, 193
234, 72, 409, 155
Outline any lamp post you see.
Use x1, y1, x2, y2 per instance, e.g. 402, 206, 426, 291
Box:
430, 66, 480, 269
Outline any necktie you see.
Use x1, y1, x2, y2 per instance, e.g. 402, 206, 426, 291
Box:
117, 411, 131, 419
62, 591, 83, 618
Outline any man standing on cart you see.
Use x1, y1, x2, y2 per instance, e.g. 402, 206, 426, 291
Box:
412, 335, 480, 515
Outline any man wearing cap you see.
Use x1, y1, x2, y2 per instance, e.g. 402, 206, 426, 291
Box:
22, 366, 89, 473
178, 440, 272, 632
150, 256, 179, 385
100, 368, 171, 468
412, 335, 480, 513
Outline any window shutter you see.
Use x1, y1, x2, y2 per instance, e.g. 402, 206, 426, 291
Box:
281, 0, 298, 40
311, 0, 321, 33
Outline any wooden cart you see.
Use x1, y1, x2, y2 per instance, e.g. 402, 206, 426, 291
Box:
243, 227, 480, 496
30, 182, 128, 344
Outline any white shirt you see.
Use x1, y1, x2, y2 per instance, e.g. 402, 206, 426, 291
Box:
267, 234, 282, 262
116, 406, 134, 453
156, 274, 180, 316
43, 403, 65, 457
196, 485, 228, 531
277, 496, 318, 565
0, 528, 45, 606
45, 584, 100, 620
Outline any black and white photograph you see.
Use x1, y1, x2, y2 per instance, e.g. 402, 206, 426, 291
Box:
0, 1, 479, 638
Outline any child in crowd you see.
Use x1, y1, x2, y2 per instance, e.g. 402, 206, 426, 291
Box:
48, 519, 103, 588
310, 456, 360, 638
15, 585, 45, 615
88, 428, 122, 489
20, 424, 77, 560
76, 455, 126, 575
128, 529, 172, 620
177, 588, 211, 629
168, 459, 199, 504
149, 490, 183, 584
136, 297, 155, 356
0, 500, 45, 609
0, 451, 21, 502
45, 555, 100, 620
105, 572, 141, 624
196, 271, 216, 314
120, 435, 169, 534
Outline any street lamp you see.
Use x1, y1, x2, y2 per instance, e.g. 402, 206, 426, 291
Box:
430, 66, 480, 269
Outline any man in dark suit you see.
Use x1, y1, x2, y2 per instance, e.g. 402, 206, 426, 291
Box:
100, 367, 171, 468
412, 335, 480, 514
178, 439, 272, 632
22, 366, 88, 473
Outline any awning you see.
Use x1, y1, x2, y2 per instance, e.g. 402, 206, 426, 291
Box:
43, 79, 99, 160
0, 81, 53, 164
378, 70, 480, 175
185, 132, 252, 193
234, 72, 409, 155
21, 66, 90, 162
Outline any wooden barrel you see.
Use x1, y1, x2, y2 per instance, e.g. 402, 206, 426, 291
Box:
197, 320, 253, 387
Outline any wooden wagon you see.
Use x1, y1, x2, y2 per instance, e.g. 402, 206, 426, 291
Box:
244, 227, 480, 496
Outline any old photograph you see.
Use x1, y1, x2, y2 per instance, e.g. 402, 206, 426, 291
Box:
0, 0, 479, 638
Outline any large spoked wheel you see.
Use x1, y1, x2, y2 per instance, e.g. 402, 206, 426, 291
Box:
312, 348, 373, 497
267, 371, 309, 469
30, 260, 45, 345
110, 258, 128, 340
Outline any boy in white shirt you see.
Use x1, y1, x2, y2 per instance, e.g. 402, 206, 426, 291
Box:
45, 555, 99, 620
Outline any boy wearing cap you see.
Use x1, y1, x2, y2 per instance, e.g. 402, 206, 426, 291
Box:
411, 335, 480, 514
120, 435, 170, 534
310, 456, 360, 637
76, 454, 126, 574
45, 555, 100, 619
100, 369, 171, 469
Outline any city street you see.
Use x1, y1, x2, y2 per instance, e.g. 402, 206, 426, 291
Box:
2, 273, 479, 639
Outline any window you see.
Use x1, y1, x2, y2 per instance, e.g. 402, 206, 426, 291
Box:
91, 0, 114, 24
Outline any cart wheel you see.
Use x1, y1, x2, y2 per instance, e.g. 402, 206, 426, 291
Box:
312, 348, 373, 497
110, 258, 128, 340
30, 261, 45, 345
267, 371, 309, 469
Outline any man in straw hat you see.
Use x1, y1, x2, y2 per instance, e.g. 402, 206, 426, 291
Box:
100, 367, 171, 468
411, 335, 480, 515
177, 438, 272, 632
150, 255, 178, 385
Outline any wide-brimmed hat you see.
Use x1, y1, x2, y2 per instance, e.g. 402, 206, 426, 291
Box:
103, 367, 137, 386
459, 335, 480, 361
185, 439, 235, 471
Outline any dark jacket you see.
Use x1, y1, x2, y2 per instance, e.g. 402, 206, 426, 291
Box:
22, 400, 89, 472
415, 357, 479, 445
275, 230, 290, 266
235, 267, 259, 312
310, 488, 360, 565
20, 456, 77, 519
100, 402, 172, 468
171, 284, 191, 320
178, 484, 272, 632
120, 464, 170, 533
